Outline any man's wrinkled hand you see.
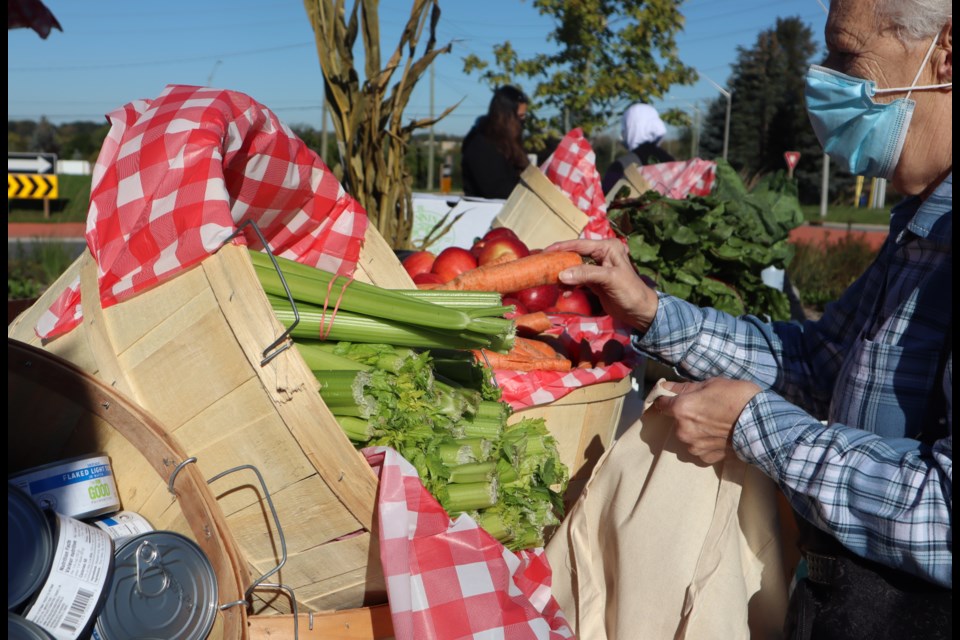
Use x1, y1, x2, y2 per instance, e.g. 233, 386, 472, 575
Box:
653, 378, 762, 465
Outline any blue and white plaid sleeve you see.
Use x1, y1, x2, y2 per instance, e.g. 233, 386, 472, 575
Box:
735, 387, 952, 588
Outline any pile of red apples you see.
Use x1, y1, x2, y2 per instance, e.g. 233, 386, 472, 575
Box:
401, 227, 600, 316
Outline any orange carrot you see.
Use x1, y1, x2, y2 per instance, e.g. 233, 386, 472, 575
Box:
512, 312, 553, 335
473, 349, 573, 372
437, 251, 583, 293
513, 336, 564, 360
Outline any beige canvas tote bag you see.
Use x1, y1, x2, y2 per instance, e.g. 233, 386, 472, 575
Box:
546, 380, 789, 639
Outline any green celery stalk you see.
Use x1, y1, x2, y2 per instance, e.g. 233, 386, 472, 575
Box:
251, 250, 513, 337
295, 341, 370, 371
446, 461, 497, 484
396, 289, 506, 309
439, 481, 498, 513
268, 300, 495, 349
336, 416, 378, 443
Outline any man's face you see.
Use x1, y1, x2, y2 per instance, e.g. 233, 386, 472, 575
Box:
823, 0, 933, 102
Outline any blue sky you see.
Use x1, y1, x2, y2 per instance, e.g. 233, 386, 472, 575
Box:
8, 1, 828, 138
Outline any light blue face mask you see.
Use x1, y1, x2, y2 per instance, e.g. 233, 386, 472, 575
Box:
805, 36, 951, 179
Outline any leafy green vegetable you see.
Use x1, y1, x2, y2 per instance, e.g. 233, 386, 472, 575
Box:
610, 159, 804, 320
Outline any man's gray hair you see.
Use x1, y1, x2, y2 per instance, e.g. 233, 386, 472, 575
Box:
876, 0, 951, 41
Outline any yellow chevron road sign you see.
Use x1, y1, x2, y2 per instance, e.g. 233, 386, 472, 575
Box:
8, 173, 59, 199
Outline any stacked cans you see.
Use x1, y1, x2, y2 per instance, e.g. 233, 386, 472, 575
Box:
9, 455, 218, 640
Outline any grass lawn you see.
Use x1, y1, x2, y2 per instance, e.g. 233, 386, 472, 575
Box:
800, 204, 890, 226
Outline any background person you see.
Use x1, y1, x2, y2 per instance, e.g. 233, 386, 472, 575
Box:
601, 102, 675, 194
551, 0, 952, 636
461, 85, 530, 199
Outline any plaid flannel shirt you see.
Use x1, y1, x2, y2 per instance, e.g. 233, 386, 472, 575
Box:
634, 174, 952, 587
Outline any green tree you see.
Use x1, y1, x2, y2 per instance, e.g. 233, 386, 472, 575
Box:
30, 116, 59, 154
463, 0, 696, 150
700, 16, 853, 203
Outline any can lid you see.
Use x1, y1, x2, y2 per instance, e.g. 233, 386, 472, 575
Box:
94, 531, 218, 640
8, 612, 54, 640
7, 484, 54, 611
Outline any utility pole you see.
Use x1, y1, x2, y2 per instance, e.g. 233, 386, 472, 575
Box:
704, 75, 732, 161
819, 153, 830, 219
427, 62, 435, 191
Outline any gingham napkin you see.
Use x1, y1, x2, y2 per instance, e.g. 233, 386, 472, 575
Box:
636, 158, 717, 199
494, 314, 635, 410
363, 447, 575, 640
36, 84, 367, 339
540, 128, 616, 241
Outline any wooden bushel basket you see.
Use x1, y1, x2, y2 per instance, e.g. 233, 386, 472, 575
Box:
8, 337, 249, 639
491, 165, 589, 249
509, 375, 633, 510
604, 163, 653, 207
8, 227, 412, 617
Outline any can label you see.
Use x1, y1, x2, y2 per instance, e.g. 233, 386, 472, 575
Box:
11, 455, 120, 519
24, 514, 113, 640
91, 511, 154, 545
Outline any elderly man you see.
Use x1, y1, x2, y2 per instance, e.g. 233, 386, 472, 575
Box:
549, 0, 951, 637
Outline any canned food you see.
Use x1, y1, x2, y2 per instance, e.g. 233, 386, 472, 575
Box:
9, 455, 120, 520
8, 612, 54, 640
90, 511, 154, 545
7, 484, 54, 612
94, 531, 218, 640
21, 512, 114, 640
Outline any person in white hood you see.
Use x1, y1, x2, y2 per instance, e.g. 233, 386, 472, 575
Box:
602, 102, 675, 194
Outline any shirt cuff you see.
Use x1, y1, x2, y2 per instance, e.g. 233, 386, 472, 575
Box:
732, 389, 818, 479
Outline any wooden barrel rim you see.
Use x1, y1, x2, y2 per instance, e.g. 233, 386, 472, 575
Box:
8, 337, 249, 639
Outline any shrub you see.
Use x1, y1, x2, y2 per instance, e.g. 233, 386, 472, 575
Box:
7, 241, 77, 300
787, 234, 879, 311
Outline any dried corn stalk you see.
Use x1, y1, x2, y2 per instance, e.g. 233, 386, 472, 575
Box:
303, 0, 457, 249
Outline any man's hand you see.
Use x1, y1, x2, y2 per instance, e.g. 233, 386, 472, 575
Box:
653, 378, 762, 465
546, 238, 658, 332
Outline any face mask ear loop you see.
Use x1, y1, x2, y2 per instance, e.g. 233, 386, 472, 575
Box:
905, 35, 940, 100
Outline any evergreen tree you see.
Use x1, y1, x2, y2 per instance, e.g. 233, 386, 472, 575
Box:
700, 17, 854, 203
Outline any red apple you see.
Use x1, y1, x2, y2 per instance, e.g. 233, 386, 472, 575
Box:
401, 250, 436, 279
413, 271, 445, 286
470, 239, 486, 260
548, 288, 593, 316
515, 283, 559, 313
431, 246, 477, 283
501, 296, 528, 317
482, 227, 520, 243
478, 236, 529, 266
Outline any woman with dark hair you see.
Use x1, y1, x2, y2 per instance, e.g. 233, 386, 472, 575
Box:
461, 85, 531, 199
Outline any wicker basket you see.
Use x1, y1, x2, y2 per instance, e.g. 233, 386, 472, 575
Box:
7, 227, 411, 616
604, 163, 653, 206
8, 338, 249, 639
491, 165, 589, 249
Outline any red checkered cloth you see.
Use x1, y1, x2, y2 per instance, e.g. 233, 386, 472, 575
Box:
363, 447, 575, 640
540, 128, 615, 241
636, 158, 717, 199
35, 84, 368, 339
494, 315, 635, 410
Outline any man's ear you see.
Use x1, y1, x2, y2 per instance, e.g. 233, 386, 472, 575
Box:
937, 20, 952, 82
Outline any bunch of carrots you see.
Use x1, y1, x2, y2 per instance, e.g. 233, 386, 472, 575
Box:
429, 250, 585, 373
